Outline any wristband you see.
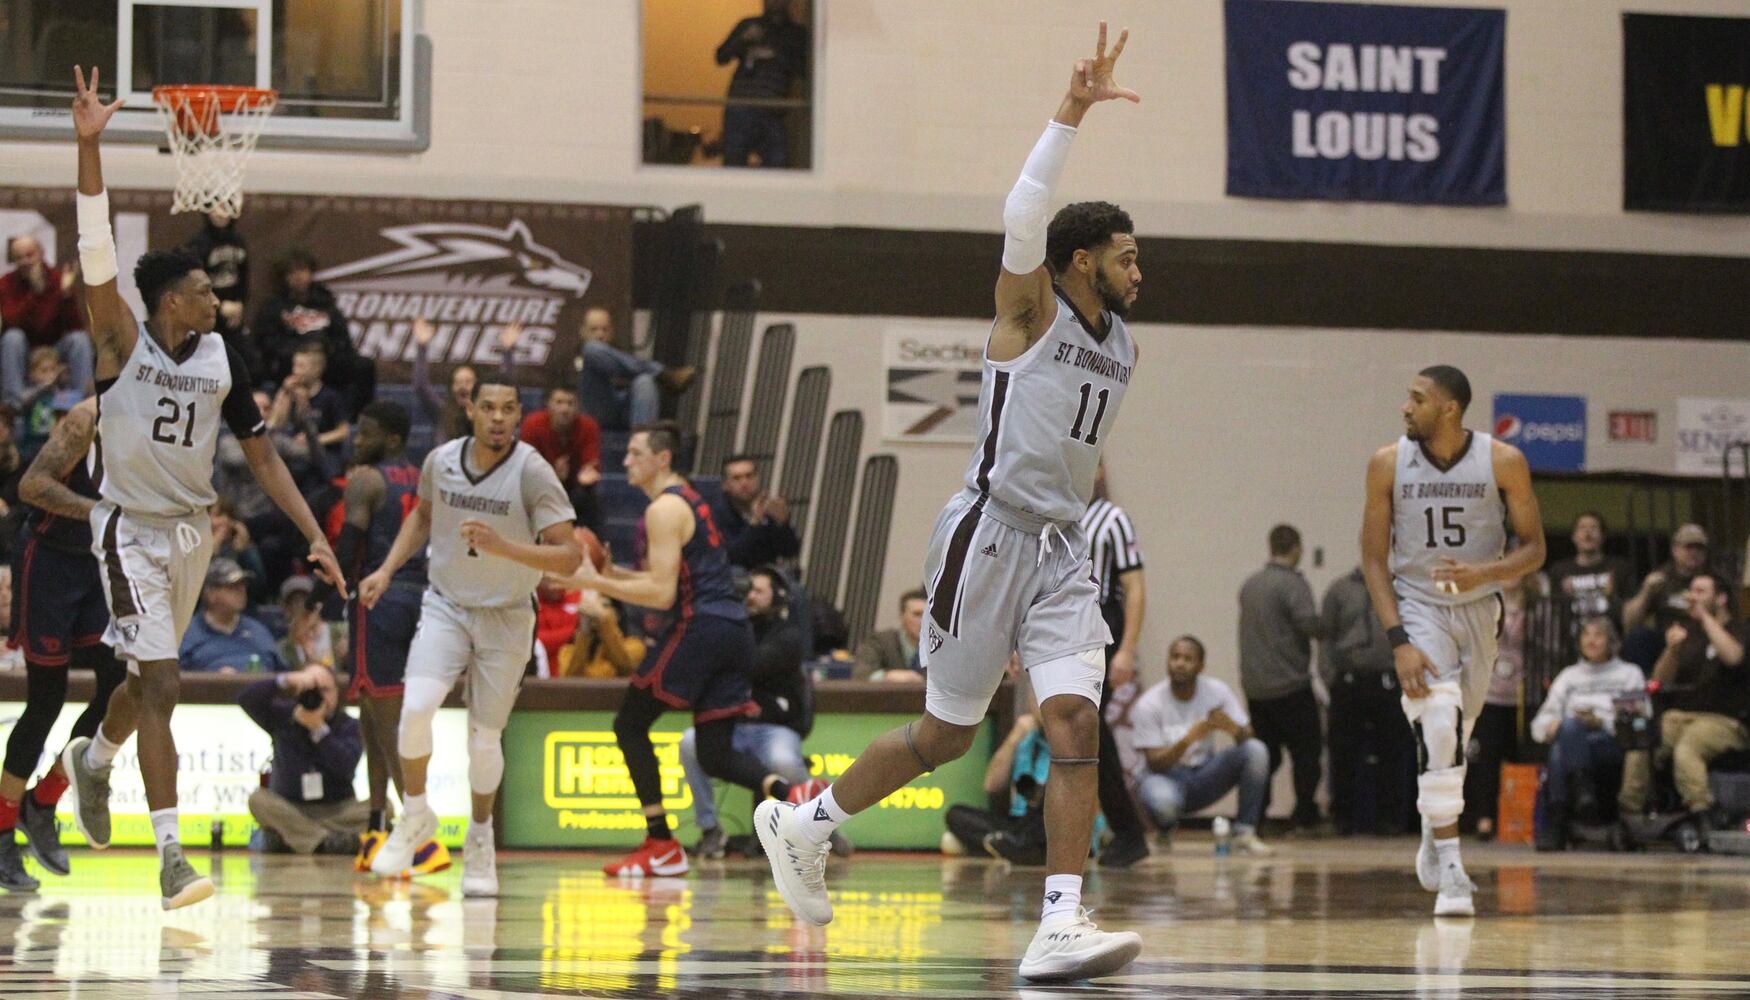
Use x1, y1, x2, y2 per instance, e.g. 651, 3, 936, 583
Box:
1387, 625, 1411, 649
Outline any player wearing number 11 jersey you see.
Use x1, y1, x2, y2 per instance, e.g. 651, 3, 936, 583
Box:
1360, 365, 1544, 917
757, 22, 1145, 983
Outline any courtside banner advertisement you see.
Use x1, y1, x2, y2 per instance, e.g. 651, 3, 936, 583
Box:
1224, 0, 1506, 205
883, 324, 988, 444
501, 711, 989, 849
1492, 394, 1586, 473
1675, 398, 1750, 477
0, 186, 635, 382
0, 702, 472, 848
1623, 14, 1750, 213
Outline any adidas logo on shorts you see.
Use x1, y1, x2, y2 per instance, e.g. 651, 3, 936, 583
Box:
980, 543, 998, 557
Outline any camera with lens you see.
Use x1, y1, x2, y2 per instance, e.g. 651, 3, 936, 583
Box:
297, 687, 325, 712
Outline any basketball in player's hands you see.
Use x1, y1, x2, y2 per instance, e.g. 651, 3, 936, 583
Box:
576, 527, 609, 572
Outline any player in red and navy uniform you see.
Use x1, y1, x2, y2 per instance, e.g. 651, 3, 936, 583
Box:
337, 401, 446, 875
0, 397, 121, 889
576, 421, 806, 877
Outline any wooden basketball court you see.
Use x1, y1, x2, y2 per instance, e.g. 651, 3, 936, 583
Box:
3, 837, 1747, 998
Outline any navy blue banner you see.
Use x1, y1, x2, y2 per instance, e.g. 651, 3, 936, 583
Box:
1225, 0, 1506, 205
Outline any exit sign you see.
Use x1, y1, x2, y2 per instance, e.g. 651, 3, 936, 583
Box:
1609, 411, 1657, 443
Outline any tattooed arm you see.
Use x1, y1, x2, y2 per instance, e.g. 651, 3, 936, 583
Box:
19, 398, 98, 520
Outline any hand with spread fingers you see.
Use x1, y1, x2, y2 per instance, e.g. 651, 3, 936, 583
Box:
71, 66, 126, 140
1068, 22, 1140, 108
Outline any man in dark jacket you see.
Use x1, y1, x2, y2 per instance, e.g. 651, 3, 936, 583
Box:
714, 0, 809, 167
679, 566, 828, 857
712, 455, 801, 569
253, 250, 376, 417
179, 210, 250, 341
241, 664, 369, 853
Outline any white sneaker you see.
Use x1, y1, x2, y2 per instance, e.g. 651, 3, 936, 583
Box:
370, 808, 438, 878
1433, 863, 1476, 917
1233, 829, 1273, 856
1018, 907, 1143, 982
1416, 820, 1440, 891
462, 823, 498, 897
755, 800, 833, 926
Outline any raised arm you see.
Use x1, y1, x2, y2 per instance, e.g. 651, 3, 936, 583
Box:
71, 66, 138, 380
991, 22, 1139, 363
19, 399, 98, 520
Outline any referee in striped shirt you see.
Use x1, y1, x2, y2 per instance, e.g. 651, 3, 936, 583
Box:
1080, 463, 1150, 867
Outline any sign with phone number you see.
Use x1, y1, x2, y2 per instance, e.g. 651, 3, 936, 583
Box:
501, 711, 990, 849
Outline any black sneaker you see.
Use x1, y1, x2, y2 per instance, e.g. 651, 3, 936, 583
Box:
1098, 832, 1149, 869
19, 796, 68, 876
694, 826, 727, 860
984, 830, 1047, 866
0, 837, 40, 893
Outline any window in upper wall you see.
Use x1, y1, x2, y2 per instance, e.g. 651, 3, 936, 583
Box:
0, 0, 424, 149
641, 0, 814, 170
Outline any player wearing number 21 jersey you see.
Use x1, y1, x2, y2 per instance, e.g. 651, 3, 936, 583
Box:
1360, 365, 1545, 918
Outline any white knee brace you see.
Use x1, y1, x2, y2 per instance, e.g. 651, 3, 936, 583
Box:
1405, 683, 1466, 826
468, 723, 505, 795
397, 676, 448, 760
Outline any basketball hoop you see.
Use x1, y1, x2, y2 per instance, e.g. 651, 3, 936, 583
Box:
152, 85, 276, 217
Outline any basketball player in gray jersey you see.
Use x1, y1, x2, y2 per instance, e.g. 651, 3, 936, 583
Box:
1361, 365, 1545, 916
60, 66, 346, 910
760, 24, 1144, 982
359, 375, 579, 896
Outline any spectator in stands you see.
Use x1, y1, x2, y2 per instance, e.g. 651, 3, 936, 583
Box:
682, 566, 818, 859
1464, 566, 1529, 837
534, 576, 582, 673
219, 388, 318, 589
562, 588, 645, 679
210, 496, 268, 604
1546, 512, 1633, 627
1619, 571, 1748, 824
277, 576, 342, 671
270, 338, 351, 465
522, 384, 602, 530
0, 414, 22, 562
713, 454, 801, 569
411, 317, 478, 445
254, 250, 375, 415
1622, 523, 1713, 668
241, 664, 368, 853
179, 209, 250, 346
180, 559, 284, 673
714, 0, 810, 168
1237, 523, 1325, 831
1131, 636, 1273, 854
1321, 564, 1416, 835
1, 235, 91, 402
854, 588, 925, 682
575, 307, 694, 430
1530, 617, 1646, 849
18, 362, 73, 464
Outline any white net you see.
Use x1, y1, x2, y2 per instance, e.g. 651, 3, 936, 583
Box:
152, 87, 276, 216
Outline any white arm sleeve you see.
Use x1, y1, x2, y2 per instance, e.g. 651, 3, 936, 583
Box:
1001, 120, 1077, 275
76, 189, 117, 285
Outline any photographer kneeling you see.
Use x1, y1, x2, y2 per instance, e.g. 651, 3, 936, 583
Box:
241, 664, 369, 853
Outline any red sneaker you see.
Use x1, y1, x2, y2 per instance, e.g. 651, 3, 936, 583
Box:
603, 837, 689, 877
787, 778, 828, 806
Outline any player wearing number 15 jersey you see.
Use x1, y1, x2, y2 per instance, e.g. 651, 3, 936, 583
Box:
58, 64, 346, 911
1360, 365, 1545, 917
757, 22, 1145, 983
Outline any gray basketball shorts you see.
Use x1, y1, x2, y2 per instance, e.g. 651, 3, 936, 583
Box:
406, 588, 536, 731
920, 491, 1111, 726
1397, 591, 1503, 721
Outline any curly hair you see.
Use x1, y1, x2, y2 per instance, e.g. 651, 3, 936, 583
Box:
1045, 201, 1134, 275
134, 248, 204, 316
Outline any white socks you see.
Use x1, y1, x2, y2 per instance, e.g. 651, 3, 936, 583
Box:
1435, 836, 1462, 868
1041, 874, 1082, 922
792, 786, 849, 844
150, 808, 179, 860
86, 729, 123, 770
404, 792, 430, 819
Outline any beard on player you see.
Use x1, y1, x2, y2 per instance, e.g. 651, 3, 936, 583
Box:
1094, 266, 1136, 318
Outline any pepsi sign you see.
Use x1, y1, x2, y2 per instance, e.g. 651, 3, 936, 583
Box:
1492, 394, 1586, 472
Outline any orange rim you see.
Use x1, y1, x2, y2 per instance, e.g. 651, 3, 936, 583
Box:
152, 85, 276, 136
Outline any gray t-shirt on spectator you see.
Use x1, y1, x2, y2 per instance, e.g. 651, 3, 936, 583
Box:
1238, 562, 1322, 700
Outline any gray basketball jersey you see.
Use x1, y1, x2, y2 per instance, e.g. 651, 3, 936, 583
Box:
94, 324, 256, 517
421, 437, 575, 608
960, 292, 1136, 523
1390, 433, 1506, 607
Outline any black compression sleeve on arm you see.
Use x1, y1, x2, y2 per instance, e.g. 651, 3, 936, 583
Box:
222, 341, 267, 438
